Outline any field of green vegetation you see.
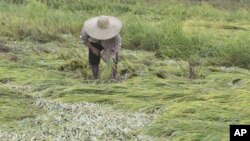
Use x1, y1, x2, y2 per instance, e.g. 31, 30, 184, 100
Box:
0, 0, 250, 140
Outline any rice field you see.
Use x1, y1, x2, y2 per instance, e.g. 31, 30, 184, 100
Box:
0, 0, 250, 141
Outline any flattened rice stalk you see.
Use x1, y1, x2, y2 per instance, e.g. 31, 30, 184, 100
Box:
0, 99, 156, 141
100, 57, 115, 80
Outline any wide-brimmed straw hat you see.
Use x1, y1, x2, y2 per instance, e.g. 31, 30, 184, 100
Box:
84, 15, 122, 40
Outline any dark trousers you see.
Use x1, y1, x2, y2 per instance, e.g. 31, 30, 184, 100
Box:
89, 42, 118, 79
89, 42, 103, 65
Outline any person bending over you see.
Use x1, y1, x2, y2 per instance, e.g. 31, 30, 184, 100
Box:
80, 15, 122, 79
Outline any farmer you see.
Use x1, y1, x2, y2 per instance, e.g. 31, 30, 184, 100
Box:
80, 15, 122, 79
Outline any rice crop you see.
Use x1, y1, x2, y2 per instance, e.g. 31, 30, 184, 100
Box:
0, 0, 250, 140
0, 99, 155, 141
0, 0, 249, 68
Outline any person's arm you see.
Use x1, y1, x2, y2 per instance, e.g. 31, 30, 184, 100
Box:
110, 34, 121, 53
80, 29, 100, 56
86, 42, 100, 56
80, 29, 89, 47
101, 34, 121, 62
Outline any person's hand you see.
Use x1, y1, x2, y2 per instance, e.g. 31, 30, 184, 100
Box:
87, 42, 100, 56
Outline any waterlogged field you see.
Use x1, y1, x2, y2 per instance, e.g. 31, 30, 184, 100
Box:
0, 0, 250, 140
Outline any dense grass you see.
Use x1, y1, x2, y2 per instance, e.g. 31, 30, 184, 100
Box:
0, 0, 250, 68
0, 0, 250, 140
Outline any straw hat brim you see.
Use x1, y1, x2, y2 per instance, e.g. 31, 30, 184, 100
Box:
84, 16, 122, 40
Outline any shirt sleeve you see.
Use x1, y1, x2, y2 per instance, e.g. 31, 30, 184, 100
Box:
80, 27, 89, 46
101, 34, 121, 62
115, 34, 122, 49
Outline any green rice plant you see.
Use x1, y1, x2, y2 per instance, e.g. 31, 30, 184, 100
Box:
122, 16, 152, 50
1, 0, 26, 4
181, 0, 250, 10
214, 38, 250, 69
0, 0, 86, 42
0, 0, 249, 69
100, 57, 115, 80
0, 86, 43, 128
